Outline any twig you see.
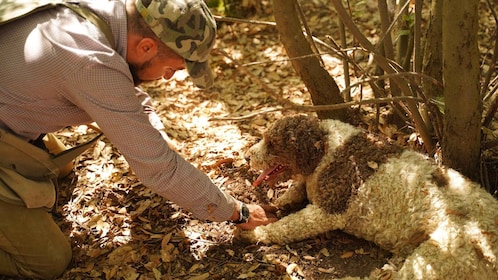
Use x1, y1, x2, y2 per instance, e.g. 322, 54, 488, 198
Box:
376, 0, 411, 53
330, 0, 374, 50
294, 0, 324, 66
241, 51, 337, 67
341, 72, 443, 96
483, 92, 498, 129
339, 13, 351, 101
301, 96, 423, 112
212, 15, 276, 26
210, 107, 282, 121
211, 96, 423, 121
481, 0, 498, 100
482, 138, 498, 150
413, 0, 423, 73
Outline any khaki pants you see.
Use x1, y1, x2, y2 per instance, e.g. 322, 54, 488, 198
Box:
0, 129, 95, 279
0, 129, 100, 278
0, 200, 72, 279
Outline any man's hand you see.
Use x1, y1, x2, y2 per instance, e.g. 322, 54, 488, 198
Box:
234, 204, 278, 230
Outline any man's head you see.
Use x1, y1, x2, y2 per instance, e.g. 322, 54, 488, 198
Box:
126, 0, 216, 88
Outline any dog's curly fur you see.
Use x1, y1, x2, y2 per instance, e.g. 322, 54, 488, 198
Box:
243, 115, 498, 280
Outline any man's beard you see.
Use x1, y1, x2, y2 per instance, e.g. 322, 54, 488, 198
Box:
128, 59, 153, 86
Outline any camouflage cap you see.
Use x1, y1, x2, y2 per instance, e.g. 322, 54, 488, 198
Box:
135, 0, 216, 88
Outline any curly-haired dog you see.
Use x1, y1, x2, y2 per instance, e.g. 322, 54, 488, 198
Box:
243, 115, 498, 280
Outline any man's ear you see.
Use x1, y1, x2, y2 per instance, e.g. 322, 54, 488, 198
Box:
135, 37, 158, 60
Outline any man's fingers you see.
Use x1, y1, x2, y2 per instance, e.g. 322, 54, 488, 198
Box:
261, 205, 278, 213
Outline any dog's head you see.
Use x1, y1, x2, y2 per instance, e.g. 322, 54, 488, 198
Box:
246, 115, 328, 186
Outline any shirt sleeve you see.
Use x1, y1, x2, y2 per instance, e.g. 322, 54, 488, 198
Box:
64, 63, 238, 222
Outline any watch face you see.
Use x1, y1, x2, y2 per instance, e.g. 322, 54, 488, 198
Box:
241, 204, 250, 222
236, 203, 250, 224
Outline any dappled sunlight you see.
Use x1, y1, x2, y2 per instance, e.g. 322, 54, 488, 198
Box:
184, 115, 210, 131
180, 220, 234, 261
360, 151, 498, 278
465, 220, 496, 264
446, 168, 471, 194
223, 48, 243, 62
411, 255, 435, 279
430, 220, 457, 254
404, 166, 498, 278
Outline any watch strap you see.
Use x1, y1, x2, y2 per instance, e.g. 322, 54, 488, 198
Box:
234, 203, 250, 224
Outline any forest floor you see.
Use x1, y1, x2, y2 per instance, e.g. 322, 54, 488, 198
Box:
6, 0, 498, 279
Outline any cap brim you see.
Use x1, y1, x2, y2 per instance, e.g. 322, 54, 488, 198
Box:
185, 60, 214, 89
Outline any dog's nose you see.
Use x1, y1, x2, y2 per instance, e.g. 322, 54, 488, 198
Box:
244, 155, 251, 163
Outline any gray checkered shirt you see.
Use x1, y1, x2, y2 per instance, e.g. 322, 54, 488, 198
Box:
0, 0, 236, 222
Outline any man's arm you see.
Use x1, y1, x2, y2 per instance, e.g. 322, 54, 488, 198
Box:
135, 87, 177, 151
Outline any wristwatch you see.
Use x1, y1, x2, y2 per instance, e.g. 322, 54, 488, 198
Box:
234, 203, 250, 224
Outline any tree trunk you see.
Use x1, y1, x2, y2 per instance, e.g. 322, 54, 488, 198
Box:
442, 0, 481, 180
272, 0, 347, 121
419, 0, 443, 135
422, 0, 443, 99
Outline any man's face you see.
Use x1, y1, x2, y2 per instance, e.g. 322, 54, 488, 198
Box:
128, 50, 186, 86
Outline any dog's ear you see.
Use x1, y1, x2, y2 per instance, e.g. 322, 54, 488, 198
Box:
295, 125, 326, 175
265, 115, 327, 175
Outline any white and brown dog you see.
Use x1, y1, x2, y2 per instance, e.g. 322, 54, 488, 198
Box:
243, 115, 498, 280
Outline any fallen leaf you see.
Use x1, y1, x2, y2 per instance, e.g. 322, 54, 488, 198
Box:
189, 272, 210, 280
367, 161, 378, 169
107, 245, 134, 265
341, 251, 354, 259
161, 232, 178, 263
286, 263, 304, 276
319, 248, 330, 257
303, 255, 315, 260
237, 272, 256, 279
318, 267, 335, 274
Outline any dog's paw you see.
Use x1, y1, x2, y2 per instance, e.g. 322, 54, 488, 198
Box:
274, 182, 307, 209
236, 226, 272, 244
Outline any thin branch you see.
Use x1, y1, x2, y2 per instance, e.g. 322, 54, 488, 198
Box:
210, 107, 282, 121
241, 51, 337, 67
302, 96, 423, 112
483, 138, 498, 150
483, 89, 498, 129
211, 96, 423, 121
294, 0, 324, 66
339, 10, 351, 101
330, 0, 374, 50
376, 0, 411, 53
481, 0, 498, 99
413, 0, 423, 73
341, 72, 443, 97
212, 15, 276, 26
378, 0, 395, 60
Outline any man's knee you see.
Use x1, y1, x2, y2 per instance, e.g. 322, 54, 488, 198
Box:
39, 239, 72, 279
0, 238, 71, 279
14, 238, 72, 279
0, 201, 72, 279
